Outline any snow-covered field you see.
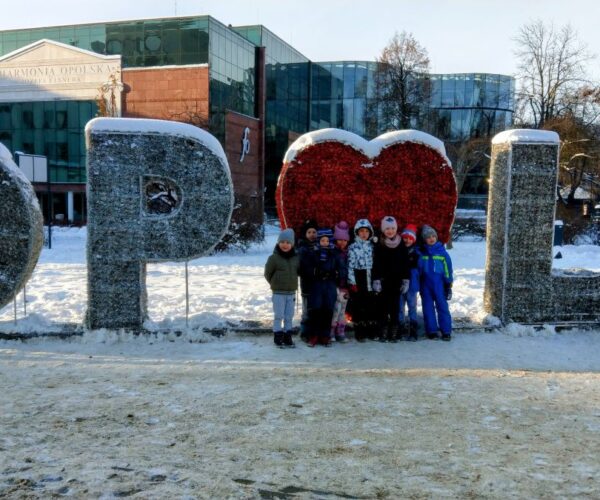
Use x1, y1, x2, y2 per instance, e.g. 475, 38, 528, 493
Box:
2, 227, 600, 498
2, 225, 600, 332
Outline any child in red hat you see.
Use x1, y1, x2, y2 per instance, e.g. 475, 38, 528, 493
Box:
399, 224, 420, 341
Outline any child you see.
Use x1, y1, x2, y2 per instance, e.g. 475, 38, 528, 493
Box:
264, 228, 300, 347
399, 224, 420, 341
297, 219, 319, 341
330, 221, 351, 342
372, 216, 410, 342
347, 219, 376, 342
301, 228, 342, 347
418, 225, 453, 341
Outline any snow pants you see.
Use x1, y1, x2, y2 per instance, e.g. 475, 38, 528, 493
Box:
420, 279, 451, 335
272, 293, 296, 332
378, 288, 401, 328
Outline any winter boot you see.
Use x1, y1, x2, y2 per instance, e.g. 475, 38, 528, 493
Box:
387, 324, 399, 343
308, 336, 318, 347
274, 331, 284, 347
408, 320, 419, 342
330, 324, 337, 342
426, 331, 440, 340
378, 322, 388, 342
354, 322, 366, 342
335, 323, 349, 343
283, 331, 296, 348
441, 332, 452, 342
397, 322, 407, 341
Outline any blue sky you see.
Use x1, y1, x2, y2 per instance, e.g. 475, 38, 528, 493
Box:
2, 0, 599, 78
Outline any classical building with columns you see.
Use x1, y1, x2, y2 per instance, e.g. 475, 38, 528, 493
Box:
0, 15, 514, 224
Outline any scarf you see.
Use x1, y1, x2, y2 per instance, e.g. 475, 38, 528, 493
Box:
383, 235, 401, 249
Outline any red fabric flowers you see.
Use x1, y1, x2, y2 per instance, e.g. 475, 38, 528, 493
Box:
276, 138, 457, 243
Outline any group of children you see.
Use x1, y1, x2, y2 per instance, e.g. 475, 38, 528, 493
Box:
264, 216, 453, 348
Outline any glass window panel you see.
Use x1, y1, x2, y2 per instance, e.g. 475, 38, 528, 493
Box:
441, 75, 455, 107
0, 104, 11, 129
429, 76, 441, 107
355, 63, 368, 98
474, 75, 485, 107
343, 63, 356, 99
354, 98, 365, 135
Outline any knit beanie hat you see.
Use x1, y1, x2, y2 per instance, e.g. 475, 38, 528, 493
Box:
333, 221, 350, 241
301, 218, 318, 237
277, 228, 295, 244
401, 224, 418, 243
421, 225, 438, 240
316, 228, 333, 241
381, 216, 398, 233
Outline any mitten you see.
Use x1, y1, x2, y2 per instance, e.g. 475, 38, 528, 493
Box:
445, 284, 453, 301
372, 280, 382, 293
400, 279, 410, 295
349, 284, 359, 294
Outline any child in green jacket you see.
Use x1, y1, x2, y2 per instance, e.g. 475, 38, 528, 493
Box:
264, 228, 300, 347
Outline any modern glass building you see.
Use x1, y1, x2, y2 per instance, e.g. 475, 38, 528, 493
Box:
0, 15, 515, 223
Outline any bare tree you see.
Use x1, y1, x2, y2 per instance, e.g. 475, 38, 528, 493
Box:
446, 137, 491, 200
373, 31, 430, 130
546, 115, 599, 204
514, 20, 595, 128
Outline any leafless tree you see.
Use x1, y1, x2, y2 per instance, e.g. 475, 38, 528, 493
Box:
546, 115, 599, 205
372, 31, 430, 130
514, 20, 595, 128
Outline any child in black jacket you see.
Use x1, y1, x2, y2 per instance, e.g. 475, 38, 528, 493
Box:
372, 216, 410, 342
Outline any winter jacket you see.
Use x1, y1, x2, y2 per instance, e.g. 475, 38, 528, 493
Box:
297, 238, 318, 295
334, 247, 349, 288
404, 243, 421, 294
372, 240, 411, 292
418, 241, 453, 287
347, 219, 375, 291
264, 246, 300, 294
301, 245, 342, 310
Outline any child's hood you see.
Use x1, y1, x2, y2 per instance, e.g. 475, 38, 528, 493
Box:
353, 218, 374, 239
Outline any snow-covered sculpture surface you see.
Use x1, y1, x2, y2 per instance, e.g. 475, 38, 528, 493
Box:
0, 144, 44, 310
85, 118, 234, 329
484, 129, 600, 323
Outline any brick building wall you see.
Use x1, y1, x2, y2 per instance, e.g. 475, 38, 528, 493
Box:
122, 66, 209, 124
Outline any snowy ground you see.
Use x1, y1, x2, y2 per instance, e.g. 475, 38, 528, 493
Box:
2, 227, 600, 498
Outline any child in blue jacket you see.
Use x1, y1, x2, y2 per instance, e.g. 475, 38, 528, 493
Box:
301, 228, 344, 347
418, 225, 453, 341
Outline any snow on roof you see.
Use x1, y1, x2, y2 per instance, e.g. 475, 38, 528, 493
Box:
492, 129, 560, 145
85, 118, 227, 166
283, 128, 450, 165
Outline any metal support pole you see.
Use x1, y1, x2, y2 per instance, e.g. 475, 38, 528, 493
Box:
23, 284, 27, 316
185, 261, 190, 328
13, 296, 17, 325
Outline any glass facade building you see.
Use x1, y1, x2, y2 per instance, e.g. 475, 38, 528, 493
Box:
0, 15, 515, 219
234, 25, 310, 193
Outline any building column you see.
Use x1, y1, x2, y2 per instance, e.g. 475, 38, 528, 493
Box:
67, 191, 74, 222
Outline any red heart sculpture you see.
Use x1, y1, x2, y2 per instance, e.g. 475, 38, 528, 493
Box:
276, 129, 457, 242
